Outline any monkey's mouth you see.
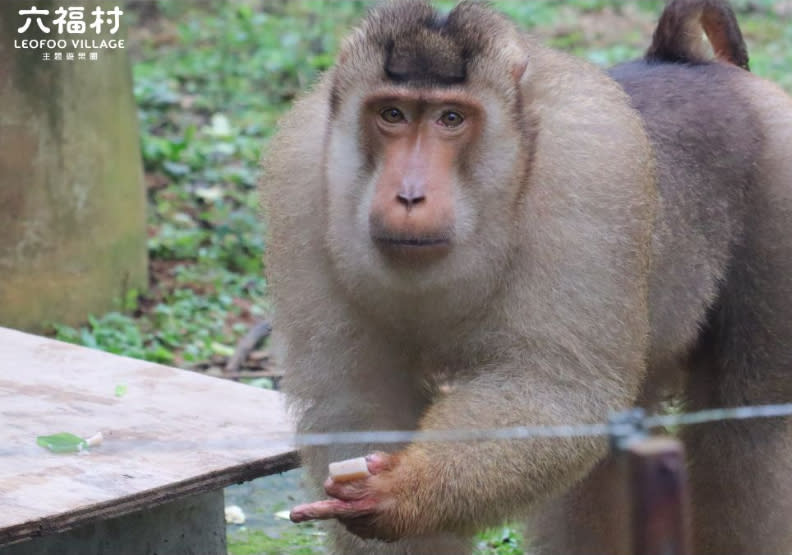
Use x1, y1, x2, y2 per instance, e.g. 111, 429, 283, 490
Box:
372, 234, 453, 261
374, 236, 451, 247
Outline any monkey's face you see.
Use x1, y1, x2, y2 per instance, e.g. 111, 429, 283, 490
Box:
364, 89, 482, 261
324, 84, 528, 297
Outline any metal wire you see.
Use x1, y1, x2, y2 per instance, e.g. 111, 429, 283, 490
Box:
289, 402, 792, 447
8, 402, 792, 458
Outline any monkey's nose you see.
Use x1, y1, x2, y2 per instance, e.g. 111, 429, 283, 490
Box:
396, 191, 426, 210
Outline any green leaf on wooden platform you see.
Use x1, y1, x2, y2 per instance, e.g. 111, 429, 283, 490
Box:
36, 432, 87, 453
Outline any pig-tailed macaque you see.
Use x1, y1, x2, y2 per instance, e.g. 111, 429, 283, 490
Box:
261, 0, 792, 553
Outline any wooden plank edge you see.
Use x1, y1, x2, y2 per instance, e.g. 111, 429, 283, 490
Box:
0, 450, 300, 547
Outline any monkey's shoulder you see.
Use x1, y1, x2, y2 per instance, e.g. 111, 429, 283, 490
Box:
525, 46, 650, 146
528, 45, 632, 104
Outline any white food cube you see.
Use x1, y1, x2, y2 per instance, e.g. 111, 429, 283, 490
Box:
329, 457, 371, 482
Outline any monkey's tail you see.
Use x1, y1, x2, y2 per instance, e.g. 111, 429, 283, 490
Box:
646, 0, 749, 70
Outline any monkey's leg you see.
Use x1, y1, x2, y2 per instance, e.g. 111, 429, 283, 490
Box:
683, 356, 792, 554
529, 455, 632, 555
683, 382, 792, 553
683, 242, 792, 553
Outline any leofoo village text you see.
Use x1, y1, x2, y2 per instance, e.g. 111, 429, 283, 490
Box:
14, 39, 125, 49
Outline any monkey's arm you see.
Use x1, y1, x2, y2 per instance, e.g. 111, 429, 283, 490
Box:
291, 349, 640, 540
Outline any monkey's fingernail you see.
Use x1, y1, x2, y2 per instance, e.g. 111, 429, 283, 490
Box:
289, 508, 308, 522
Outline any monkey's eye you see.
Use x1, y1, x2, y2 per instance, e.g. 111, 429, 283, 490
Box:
439, 111, 464, 128
380, 107, 406, 124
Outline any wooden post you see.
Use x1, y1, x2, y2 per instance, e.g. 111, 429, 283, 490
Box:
620, 436, 692, 555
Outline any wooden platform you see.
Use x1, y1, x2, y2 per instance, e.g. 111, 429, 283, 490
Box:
0, 327, 297, 551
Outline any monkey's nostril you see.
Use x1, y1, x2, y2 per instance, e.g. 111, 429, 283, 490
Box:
396, 192, 426, 209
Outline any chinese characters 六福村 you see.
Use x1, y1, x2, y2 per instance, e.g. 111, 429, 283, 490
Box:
17, 6, 124, 36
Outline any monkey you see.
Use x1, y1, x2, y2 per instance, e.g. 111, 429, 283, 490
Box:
260, 1, 792, 554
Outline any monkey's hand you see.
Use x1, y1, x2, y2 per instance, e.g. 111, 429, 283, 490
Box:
289, 451, 419, 541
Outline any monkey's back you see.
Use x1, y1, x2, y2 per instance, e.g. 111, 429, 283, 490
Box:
609, 60, 791, 378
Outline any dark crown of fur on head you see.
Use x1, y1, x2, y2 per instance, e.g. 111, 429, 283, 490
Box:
354, 0, 516, 86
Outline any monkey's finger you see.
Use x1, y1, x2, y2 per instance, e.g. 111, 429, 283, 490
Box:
290, 500, 344, 522
290, 498, 377, 522
323, 475, 370, 499
322, 452, 395, 498
365, 451, 395, 474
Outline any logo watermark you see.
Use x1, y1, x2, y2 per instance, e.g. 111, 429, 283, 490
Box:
13, 5, 126, 62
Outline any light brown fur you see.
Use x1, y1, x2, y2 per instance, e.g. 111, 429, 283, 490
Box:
261, 2, 792, 554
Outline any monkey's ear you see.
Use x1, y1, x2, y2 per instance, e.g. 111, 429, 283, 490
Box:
337, 37, 353, 65
511, 58, 530, 84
